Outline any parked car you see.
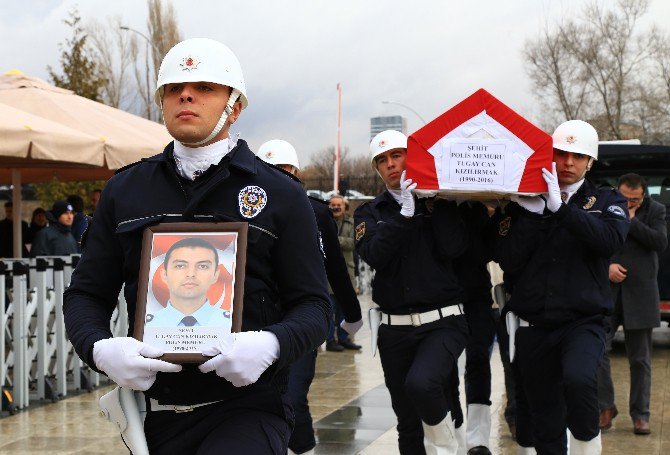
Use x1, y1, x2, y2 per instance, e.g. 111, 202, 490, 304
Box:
305, 189, 328, 201
323, 189, 374, 201
591, 143, 670, 322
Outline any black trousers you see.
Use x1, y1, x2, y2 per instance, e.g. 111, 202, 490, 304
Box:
493, 308, 516, 427
463, 299, 496, 406
287, 349, 318, 454
378, 314, 468, 455
144, 387, 294, 455
514, 318, 604, 455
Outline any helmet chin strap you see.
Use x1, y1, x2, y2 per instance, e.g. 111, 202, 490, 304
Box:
180, 89, 241, 147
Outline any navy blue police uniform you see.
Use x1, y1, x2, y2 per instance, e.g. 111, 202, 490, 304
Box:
355, 193, 469, 454
493, 180, 629, 454
63, 140, 331, 455
288, 196, 362, 454
454, 203, 496, 413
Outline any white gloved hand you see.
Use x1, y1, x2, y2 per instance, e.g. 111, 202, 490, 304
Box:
399, 170, 418, 218
93, 337, 182, 391
199, 331, 280, 387
340, 319, 363, 336
542, 162, 562, 213
510, 194, 546, 214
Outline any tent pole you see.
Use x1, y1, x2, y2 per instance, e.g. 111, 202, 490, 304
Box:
12, 169, 21, 258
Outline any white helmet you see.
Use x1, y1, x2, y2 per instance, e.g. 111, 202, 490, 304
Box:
369, 130, 408, 169
552, 120, 598, 160
155, 38, 248, 146
257, 139, 300, 171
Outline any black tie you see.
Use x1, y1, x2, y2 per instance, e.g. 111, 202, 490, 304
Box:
180, 316, 197, 327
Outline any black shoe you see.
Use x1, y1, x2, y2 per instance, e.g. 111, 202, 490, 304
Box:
468, 447, 492, 455
339, 339, 362, 350
326, 341, 344, 352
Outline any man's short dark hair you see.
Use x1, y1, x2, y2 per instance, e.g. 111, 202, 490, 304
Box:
92, 189, 102, 194
618, 173, 647, 192
164, 237, 219, 270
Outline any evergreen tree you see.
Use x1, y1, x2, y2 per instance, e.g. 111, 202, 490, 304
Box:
48, 8, 104, 101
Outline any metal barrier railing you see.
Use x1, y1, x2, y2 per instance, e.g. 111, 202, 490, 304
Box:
0, 255, 128, 415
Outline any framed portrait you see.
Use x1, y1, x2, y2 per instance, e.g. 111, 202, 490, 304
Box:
133, 222, 247, 364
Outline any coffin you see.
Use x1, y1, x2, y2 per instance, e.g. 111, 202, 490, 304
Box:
406, 89, 552, 199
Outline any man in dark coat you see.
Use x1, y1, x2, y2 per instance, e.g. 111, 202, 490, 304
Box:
0, 201, 29, 258
597, 173, 668, 435
256, 138, 362, 455
63, 39, 330, 454
30, 200, 79, 257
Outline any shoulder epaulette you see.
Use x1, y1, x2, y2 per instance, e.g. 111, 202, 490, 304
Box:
308, 195, 329, 206
114, 160, 143, 175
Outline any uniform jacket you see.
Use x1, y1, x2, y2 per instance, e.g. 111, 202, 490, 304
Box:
610, 197, 667, 329
63, 140, 330, 404
0, 218, 29, 258
30, 222, 79, 257
354, 192, 467, 314
494, 179, 630, 328
454, 202, 493, 307
335, 215, 356, 285
309, 198, 361, 323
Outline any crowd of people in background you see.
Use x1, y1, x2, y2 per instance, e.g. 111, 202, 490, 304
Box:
0, 189, 101, 258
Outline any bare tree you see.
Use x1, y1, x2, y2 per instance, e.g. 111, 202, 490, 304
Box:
87, 16, 135, 109
147, 0, 182, 82
84, 0, 182, 121
524, 0, 669, 143
523, 24, 590, 123
302, 147, 383, 196
132, 0, 182, 121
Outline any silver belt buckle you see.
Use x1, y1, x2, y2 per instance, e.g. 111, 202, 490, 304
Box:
410, 313, 422, 327
174, 405, 194, 413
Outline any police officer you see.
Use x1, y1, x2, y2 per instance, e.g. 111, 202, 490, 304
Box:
63, 38, 330, 454
257, 138, 363, 455
456, 201, 496, 455
355, 130, 469, 454
494, 120, 630, 454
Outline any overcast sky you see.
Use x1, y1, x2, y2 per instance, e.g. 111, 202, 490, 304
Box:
1, 0, 668, 166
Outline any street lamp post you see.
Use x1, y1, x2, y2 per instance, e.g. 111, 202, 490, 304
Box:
381, 100, 427, 125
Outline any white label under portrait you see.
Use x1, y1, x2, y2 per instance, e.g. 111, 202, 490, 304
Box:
144, 326, 233, 353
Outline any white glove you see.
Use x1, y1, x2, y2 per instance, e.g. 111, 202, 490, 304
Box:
542, 162, 562, 213
399, 170, 418, 218
340, 319, 363, 336
510, 195, 546, 214
93, 337, 182, 391
199, 331, 280, 387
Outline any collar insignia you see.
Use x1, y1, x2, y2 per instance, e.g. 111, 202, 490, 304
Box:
355, 222, 366, 241
583, 196, 596, 210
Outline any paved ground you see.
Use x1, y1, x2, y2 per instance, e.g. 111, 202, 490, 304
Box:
2, 294, 670, 454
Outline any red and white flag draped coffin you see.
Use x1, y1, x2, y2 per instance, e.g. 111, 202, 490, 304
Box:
406, 89, 552, 197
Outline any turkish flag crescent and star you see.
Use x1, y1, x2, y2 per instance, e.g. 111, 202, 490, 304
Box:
405, 88, 552, 195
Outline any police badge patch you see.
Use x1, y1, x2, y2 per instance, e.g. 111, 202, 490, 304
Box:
583, 196, 596, 210
355, 222, 366, 241
498, 216, 511, 236
607, 205, 626, 218
238, 186, 268, 219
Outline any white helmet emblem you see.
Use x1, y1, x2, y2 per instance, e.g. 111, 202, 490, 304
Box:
180, 56, 200, 71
